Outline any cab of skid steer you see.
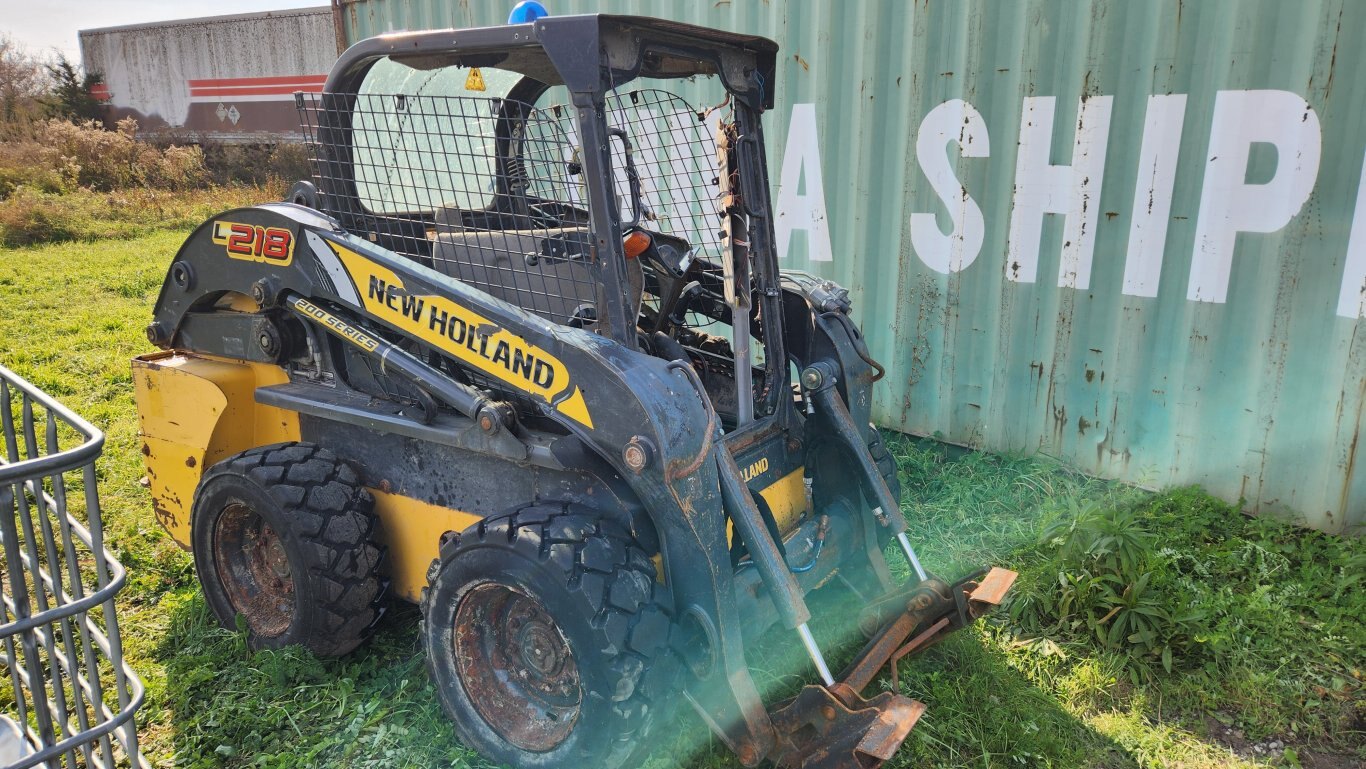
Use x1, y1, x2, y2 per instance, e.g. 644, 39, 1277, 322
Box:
297, 14, 796, 437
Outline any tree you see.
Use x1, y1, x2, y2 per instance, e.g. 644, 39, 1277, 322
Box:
0, 36, 48, 135
44, 55, 103, 123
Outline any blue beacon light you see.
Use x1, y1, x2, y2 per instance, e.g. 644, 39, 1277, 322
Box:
508, 2, 550, 24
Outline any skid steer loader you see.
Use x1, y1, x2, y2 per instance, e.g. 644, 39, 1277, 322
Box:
132, 13, 1015, 769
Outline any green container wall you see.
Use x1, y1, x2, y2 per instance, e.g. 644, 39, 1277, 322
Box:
337, 0, 1366, 533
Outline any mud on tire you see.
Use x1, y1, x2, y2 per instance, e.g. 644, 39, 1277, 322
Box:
191, 442, 387, 656
420, 502, 679, 769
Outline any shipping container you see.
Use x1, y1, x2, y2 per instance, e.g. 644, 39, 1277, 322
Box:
79, 7, 337, 143
333, 0, 1365, 533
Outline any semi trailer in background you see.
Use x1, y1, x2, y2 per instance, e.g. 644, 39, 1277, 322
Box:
78, 7, 337, 143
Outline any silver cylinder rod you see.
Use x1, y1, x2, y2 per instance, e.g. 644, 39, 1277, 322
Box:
732, 311, 753, 426
896, 531, 929, 583
797, 623, 835, 687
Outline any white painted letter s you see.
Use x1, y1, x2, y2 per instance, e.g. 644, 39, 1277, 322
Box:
911, 99, 991, 274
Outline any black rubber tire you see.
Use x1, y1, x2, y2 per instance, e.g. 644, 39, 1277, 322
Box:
421, 503, 679, 769
191, 442, 387, 656
868, 428, 902, 506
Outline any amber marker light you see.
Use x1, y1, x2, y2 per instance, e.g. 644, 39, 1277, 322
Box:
623, 230, 652, 259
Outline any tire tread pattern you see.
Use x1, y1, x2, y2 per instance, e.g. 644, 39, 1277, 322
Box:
199, 442, 387, 657
422, 502, 678, 768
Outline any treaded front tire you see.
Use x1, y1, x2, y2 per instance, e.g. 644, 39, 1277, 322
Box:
421, 502, 679, 769
869, 427, 902, 505
191, 442, 387, 656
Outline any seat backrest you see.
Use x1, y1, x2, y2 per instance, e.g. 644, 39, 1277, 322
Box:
430, 208, 642, 328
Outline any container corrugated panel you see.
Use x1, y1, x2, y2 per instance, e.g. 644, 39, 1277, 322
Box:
339, 0, 1365, 533
79, 7, 337, 143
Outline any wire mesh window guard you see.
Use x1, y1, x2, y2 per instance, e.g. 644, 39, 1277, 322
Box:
0, 364, 147, 769
298, 85, 741, 329
299, 77, 776, 420
602, 89, 728, 272
301, 90, 603, 327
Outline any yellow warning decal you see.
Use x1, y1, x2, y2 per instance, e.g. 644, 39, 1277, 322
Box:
329, 242, 594, 429
464, 68, 486, 92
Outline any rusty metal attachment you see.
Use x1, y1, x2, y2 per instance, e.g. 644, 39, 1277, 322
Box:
771, 683, 925, 769
769, 567, 1019, 769
970, 566, 1018, 607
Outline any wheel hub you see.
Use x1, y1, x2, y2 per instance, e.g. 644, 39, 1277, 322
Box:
516, 620, 568, 679
453, 583, 582, 752
213, 502, 295, 637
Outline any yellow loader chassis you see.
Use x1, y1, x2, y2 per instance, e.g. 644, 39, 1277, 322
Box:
132, 350, 809, 602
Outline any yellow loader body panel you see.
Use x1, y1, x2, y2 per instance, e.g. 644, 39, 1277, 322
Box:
133, 350, 809, 602
132, 351, 298, 547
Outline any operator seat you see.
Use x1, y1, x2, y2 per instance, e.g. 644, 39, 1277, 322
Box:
429, 205, 643, 329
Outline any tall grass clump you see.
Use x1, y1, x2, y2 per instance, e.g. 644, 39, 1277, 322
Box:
0, 118, 207, 198
1006, 488, 1364, 744
0, 118, 285, 247
1011, 498, 1205, 677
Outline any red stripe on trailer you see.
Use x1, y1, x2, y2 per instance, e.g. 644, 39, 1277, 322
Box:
190, 84, 325, 97
187, 75, 327, 88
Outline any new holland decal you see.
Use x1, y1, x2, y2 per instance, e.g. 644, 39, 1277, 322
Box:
326, 241, 594, 429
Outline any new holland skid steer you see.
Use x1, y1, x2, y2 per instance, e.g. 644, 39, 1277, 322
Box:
132, 12, 1015, 769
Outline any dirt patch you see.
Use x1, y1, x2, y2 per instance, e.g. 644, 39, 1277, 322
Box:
1202, 715, 1362, 769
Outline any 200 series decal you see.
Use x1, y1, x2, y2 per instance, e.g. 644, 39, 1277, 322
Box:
290, 297, 380, 353
212, 220, 294, 265
324, 240, 594, 429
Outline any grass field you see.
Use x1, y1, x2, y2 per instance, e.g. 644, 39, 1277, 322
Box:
1, 226, 1361, 768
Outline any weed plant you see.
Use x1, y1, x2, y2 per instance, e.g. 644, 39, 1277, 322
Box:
0, 118, 291, 246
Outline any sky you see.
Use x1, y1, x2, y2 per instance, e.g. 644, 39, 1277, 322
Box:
0, 1, 317, 61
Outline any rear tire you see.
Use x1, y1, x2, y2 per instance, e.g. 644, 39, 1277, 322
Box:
421, 503, 679, 769
191, 442, 387, 656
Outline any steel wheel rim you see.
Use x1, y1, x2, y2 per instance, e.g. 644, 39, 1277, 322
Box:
213, 501, 295, 637
453, 582, 582, 752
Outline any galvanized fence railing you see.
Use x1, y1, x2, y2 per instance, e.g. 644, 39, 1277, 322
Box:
0, 364, 147, 768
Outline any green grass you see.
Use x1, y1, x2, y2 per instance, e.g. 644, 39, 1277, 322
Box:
0, 184, 280, 247
0, 228, 1361, 768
